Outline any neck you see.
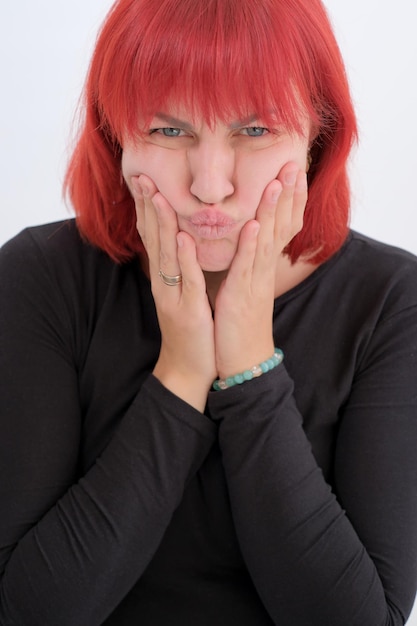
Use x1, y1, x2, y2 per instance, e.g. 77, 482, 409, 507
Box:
272, 254, 320, 299
204, 270, 228, 309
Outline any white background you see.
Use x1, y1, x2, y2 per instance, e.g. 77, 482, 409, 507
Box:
0, 1, 416, 254
0, 0, 416, 622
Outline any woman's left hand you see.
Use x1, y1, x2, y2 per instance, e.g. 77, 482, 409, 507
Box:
213, 162, 308, 379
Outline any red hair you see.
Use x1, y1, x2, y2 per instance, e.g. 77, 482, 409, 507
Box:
64, 0, 358, 264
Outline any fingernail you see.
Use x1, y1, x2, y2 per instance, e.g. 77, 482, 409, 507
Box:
141, 182, 150, 196
271, 189, 280, 203
284, 171, 297, 186
137, 176, 150, 196
131, 177, 142, 197
270, 183, 282, 203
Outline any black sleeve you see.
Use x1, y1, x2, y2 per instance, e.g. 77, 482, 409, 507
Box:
208, 304, 417, 625
0, 231, 216, 625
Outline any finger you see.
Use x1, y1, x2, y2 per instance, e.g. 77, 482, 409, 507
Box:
223, 220, 260, 292
131, 175, 146, 245
137, 174, 162, 281
292, 169, 308, 234
274, 162, 300, 244
152, 191, 181, 279
272, 163, 307, 247
253, 179, 283, 269
176, 231, 207, 299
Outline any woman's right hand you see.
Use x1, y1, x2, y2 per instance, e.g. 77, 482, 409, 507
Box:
132, 175, 216, 412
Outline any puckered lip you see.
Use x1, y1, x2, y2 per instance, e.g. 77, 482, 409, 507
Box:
183, 209, 238, 240
189, 209, 237, 227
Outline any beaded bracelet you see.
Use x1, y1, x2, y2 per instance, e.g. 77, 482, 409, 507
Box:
212, 348, 284, 391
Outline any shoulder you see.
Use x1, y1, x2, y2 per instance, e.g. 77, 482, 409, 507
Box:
346, 230, 417, 273
0, 219, 124, 290
0, 220, 150, 367
0, 219, 145, 327
1, 219, 107, 273
330, 231, 417, 315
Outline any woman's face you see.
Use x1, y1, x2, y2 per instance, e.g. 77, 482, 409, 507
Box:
122, 106, 310, 272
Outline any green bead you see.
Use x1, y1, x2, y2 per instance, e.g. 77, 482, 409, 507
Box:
213, 348, 284, 391
275, 348, 284, 363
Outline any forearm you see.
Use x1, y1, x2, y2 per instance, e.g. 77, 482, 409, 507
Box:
208, 368, 408, 626
0, 376, 216, 626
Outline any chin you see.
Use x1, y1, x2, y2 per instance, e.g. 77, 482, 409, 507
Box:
195, 241, 235, 273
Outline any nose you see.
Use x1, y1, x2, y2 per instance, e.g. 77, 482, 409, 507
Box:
189, 140, 235, 204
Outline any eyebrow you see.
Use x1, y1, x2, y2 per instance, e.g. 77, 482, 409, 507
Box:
153, 112, 259, 130
230, 115, 258, 129
153, 113, 194, 131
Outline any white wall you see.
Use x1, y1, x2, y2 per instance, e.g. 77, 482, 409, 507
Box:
1, 0, 416, 254
0, 0, 115, 245
325, 0, 417, 257
0, 0, 416, 622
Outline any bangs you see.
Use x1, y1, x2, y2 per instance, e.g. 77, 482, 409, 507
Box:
94, 0, 319, 142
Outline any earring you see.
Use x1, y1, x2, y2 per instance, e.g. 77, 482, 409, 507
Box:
306, 151, 312, 172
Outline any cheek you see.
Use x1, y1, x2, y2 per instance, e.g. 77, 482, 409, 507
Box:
234, 150, 283, 208
121, 146, 146, 182
122, 145, 188, 201
235, 140, 309, 205
289, 136, 310, 170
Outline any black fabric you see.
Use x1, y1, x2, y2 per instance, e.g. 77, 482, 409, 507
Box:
0, 219, 417, 625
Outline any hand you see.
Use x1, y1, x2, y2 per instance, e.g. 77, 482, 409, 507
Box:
131, 175, 216, 411
213, 162, 308, 378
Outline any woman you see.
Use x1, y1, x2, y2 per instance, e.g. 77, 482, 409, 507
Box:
1, 0, 416, 624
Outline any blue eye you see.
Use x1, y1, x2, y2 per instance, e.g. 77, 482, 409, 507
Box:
150, 127, 183, 137
162, 127, 182, 137
244, 127, 269, 137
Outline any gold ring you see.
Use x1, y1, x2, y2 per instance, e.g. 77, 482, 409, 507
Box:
158, 269, 183, 286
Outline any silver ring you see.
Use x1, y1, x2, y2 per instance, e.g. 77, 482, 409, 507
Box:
158, 269, 183, 286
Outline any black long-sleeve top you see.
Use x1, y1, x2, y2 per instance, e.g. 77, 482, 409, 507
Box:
0, 220, 417, 625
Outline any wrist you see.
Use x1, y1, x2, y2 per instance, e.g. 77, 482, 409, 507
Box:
216, 342, 275, 380
153, 363, 211, 412
213, 348, 284, 391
